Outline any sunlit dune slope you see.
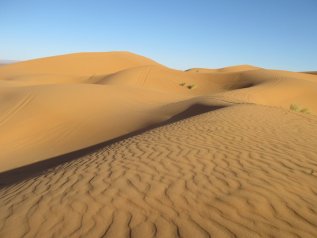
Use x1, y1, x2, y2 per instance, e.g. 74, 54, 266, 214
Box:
186, 64, 261, 73
0, 52, 159, 84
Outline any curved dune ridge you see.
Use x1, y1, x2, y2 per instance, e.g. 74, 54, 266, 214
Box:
0, 52, 317, 237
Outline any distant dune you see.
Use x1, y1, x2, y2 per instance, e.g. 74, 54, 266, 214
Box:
303, 71, 317, 75
0, 52, 317, 237
186, 64, 261, 73
0, 60, 18, 66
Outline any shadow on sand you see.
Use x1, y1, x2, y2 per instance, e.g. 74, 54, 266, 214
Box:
0, 104, 224, 187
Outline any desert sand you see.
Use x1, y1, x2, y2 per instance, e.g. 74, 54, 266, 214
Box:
304, 71, 317, 75
0, 52, 317, 237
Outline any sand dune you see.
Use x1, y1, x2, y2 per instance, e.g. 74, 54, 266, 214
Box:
186, 64, 261, 73
0, 52, 317, 237
0, 60, 18, 67
0, 52, 159, 77
1, 104, 317, 237
303, 71, 317, 75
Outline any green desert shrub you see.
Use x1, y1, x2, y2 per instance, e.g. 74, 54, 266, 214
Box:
300, 108, 309, 114
290, 104, 309, 114
290, 104, 299, 112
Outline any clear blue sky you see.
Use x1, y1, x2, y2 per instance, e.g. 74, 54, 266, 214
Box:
1, 0, 316, 71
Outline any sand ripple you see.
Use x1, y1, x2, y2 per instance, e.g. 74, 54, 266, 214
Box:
1, 105, 317, 238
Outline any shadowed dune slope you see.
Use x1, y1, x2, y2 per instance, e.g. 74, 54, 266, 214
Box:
301, 71, 317, 75
212, 69, 317, 111
1, 105, 317, 238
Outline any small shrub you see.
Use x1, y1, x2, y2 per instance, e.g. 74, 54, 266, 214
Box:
179, 82, 186, 86
290, 104, 310, 114
187, 84, 195, 89
300, 108, 309, 114
290, 104, 299, 111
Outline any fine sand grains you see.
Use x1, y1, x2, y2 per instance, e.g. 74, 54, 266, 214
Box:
1, 104, 317, 238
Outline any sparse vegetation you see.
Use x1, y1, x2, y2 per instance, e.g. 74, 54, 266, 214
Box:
179, 82, 196, 89
300, 108, 309, 113
290, 104, 299, 112
290, 104, 309, 114
187, 84, 195, 89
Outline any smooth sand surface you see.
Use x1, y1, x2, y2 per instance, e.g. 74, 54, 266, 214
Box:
0, 52, 317, 237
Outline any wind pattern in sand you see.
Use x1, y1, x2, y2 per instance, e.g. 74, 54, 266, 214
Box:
1, 105, 317, 238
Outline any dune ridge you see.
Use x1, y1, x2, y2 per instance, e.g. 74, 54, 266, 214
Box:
1, 104, 317, 237
0, 52, 317, 237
